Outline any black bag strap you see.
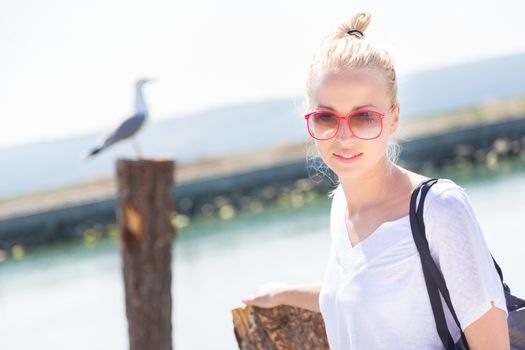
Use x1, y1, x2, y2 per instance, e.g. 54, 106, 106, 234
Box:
409, 178, 469, 349
411, 177, 525, 350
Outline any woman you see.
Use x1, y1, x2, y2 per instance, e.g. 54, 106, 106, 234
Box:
241, 12, 509, 349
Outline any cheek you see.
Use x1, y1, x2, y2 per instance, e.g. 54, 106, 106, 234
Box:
314, 140, 333, 160
369, 132, 390, 154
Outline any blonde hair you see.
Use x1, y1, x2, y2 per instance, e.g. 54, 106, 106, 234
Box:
304, 12, 401, 197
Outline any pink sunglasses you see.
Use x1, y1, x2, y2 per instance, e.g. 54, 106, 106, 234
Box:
304, 104, 396, 141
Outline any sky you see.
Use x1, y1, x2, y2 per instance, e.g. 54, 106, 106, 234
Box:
1, 0, 524, 149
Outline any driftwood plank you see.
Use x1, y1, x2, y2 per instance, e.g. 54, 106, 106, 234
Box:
231, 305, 329, 349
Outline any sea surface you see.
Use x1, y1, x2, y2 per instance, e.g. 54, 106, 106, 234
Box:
1, 164, 524, 349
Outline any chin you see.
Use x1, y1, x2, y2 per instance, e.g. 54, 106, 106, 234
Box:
328, 157, 366, 176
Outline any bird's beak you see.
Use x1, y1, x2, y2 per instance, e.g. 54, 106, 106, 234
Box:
137, 78, 156, 85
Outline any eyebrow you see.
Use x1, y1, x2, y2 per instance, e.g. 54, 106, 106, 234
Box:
317, 103, 377, 112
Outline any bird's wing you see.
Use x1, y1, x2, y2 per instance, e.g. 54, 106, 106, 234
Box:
102, 113, 146, 148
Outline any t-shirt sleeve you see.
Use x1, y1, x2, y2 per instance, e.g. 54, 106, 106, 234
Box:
423, 183, 508, 331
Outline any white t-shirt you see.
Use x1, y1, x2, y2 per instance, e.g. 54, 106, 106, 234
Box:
319, 178, 508, 350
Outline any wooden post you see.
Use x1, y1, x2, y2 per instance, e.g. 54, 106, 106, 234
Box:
231, 305, 329, 349
116, 159, 176, 350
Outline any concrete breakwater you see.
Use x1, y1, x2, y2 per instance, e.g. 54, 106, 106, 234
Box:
400, 115, 525, 169
1, 112, 525, 255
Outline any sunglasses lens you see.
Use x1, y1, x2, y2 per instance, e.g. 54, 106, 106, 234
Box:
349, 111, 382, 139
308, 112, 339, 140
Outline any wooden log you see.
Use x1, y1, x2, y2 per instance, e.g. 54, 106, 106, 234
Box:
116, 159, 176, 350
231, 305, 329, 349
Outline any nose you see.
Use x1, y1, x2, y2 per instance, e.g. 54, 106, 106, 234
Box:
335, 119, 355, 142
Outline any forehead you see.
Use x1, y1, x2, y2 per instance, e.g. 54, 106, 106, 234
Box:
314, 69, 389, 109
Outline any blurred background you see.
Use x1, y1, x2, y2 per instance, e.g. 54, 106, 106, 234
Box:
1, 0, 525, 349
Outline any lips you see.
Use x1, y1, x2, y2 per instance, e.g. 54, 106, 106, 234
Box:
333, 152, 364, 163
334, 152, 363, 159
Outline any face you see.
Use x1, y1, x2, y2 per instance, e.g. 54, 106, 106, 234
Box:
310, 68, 400, 180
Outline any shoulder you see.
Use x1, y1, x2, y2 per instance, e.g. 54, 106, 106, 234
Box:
421, 178, 479, 239
423, 178, 470, 215
422, 178, 482, 245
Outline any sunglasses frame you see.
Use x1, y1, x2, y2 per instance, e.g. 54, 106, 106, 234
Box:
304, 104, 396, 141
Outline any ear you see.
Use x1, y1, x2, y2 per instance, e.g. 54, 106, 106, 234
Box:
388, 104, 400, 135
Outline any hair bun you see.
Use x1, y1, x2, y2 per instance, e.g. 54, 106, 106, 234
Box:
334, 12, 371, 40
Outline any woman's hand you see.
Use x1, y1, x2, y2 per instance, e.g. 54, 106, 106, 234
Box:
241, 281, 290, 308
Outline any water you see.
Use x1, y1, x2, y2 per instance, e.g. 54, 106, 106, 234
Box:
1, 167, 525, 349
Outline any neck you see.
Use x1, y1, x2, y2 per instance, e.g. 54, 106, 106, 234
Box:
339, 156, 398, 219
135, 84, 147, 115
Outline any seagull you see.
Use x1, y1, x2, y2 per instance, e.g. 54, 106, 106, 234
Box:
84, 78, 154, 159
